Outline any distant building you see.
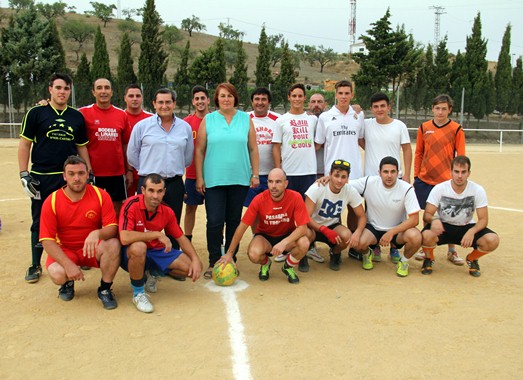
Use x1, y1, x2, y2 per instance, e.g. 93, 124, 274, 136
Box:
350, 42, 368, 55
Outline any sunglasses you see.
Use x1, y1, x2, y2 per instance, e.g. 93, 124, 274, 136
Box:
333, 160, 350, 168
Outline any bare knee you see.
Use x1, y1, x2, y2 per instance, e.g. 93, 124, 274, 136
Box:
422, 230, 438, 246
127, 242, 147, 261
478, 233, 499, 252
47, 263, 67, 285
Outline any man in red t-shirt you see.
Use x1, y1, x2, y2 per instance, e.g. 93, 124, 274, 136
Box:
218, 168, 310, 284
39, 156, 121, 309
123, 84, 153, 196
119, 174, 203, 313
183, 85, 210, 242
80, 78, 132, 215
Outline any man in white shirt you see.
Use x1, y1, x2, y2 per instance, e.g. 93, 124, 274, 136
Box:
420, 156, 499, 277
304, 159, 366, 272
351, 156, 422, 277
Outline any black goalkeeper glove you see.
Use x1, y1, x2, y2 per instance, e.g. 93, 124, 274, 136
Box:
20, 171, 40, 199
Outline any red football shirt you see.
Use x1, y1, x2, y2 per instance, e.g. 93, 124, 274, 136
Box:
183, 113, 204, 179
80, 104, 131, 176
242, 189, 310, 236
39, 185, 118, 250
119, 194, 184, 250
126, 110, 153, 129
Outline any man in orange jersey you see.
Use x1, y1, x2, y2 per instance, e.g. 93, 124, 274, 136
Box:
39, 156, 121, 309
414, 94, 466, 264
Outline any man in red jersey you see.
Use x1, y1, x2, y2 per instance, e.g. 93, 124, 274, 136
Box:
40, 156, 120, 309
119, 174, 203, 313
217, 168, 310, 285
80, 78, 132, 215
183, 85, 210, 242
123, 84, 153, 196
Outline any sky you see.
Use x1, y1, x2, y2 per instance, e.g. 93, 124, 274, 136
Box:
42, 0, 522, 62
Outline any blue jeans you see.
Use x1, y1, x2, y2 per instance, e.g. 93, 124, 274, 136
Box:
204, 185, 249, 266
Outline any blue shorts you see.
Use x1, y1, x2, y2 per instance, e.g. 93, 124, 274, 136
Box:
244, 175, 268, 207
287, 174, 317, 199
184, 178, 204, 205
120, 246, 183, 274
413, 178, 434, 210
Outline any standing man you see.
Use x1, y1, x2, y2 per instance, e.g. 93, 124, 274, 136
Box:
352, 157, 422, 277
244, 87, 280, 208
127, 88, 193, 229
414, 94, 466, 264
18, 73, 92, 283
80, 78, 131, 216
39, 156, 120, 309
272, 83, 318, 196
119, 174, 203, 313
123, 84, 153, 197
304, 159, 366, 272
362, 92, 412, 261
183, 85, 210, 242
420, 156, 499, 277
217, 168, 310, 284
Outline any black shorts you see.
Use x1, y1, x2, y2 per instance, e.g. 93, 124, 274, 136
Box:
30, 173, 65, 232
254, 232, 291, 255
184, 178, 204, 206
365, 223, 404, 249
423, 222, 496, 249
94, 175, 127, 202
413, 177, 434, 210
314, 223, 342, 248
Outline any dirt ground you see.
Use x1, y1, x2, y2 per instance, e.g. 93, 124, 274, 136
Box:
1, 139, 522, 379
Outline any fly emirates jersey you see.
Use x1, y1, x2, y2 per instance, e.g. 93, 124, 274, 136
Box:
272, 112, 317, 176
242, 189, 310, 237
315, 106, 364, 179
80, 104, 131, 176
250, 110, 280, 175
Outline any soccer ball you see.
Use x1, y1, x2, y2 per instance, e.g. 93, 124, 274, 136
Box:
212, 262, 238, 286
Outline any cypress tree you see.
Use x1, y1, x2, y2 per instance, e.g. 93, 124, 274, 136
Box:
433, 37, 451, 95
138, 0, 168, 104
173, 40, 191, 111
117, 32, 137, 88
229, 40, 249, 109
91, 25, 111, 81
255, 26, 272, 88
274, 41, 295, 111
494, 24, 512, 113
75, 53, 92, 107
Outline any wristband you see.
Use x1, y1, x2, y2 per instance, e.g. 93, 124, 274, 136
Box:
251, 175, 259, 179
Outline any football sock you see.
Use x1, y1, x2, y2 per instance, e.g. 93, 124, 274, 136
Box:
422, 246, 436, 261
31, 230, 43, 266
467, 249, 488, 261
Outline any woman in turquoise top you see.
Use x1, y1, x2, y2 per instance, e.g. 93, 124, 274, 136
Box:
195, 83, 259, 278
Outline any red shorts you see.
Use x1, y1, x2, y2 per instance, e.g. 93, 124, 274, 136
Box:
46, 246, 100, 269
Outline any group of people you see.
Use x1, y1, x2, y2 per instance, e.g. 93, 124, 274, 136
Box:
18, 73, 499, 314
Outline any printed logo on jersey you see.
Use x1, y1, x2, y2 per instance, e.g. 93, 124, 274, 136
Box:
333, 124, 356, 137
95, 127, 118, 141
46, 118, 75, 141
288, 119, 313, 149
263, 212, 290, 226
318, 199, 343, 218
256, 125, 273, 145
439, 195, 475, 225
85, 210, 98, 219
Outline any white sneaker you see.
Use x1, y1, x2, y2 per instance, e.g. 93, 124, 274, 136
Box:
133, 292, 154, 313
414, 250, 425, 261
274, 253, 288, 262
306, 247, 325, 263
145, 270, 158, 293
447, 251, 465, 266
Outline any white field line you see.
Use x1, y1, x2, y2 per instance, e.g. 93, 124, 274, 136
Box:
489, 206, 523, 213
206, 280, 252, 380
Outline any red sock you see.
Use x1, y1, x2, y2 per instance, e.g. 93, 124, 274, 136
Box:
467, 249, 488, 261
261, 255, 269, 265
286, 254, 299, 267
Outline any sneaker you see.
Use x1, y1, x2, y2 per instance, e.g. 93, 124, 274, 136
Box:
329, 252, 341, 271
447, 251, 465, 266
133, 292, 154, 313
258, 258, 272, 281
421, 258, 433, 275
281, 263, 300, 284
348, 248, 362, 261
298, 256, 309, 272
414, 250, 425, 261
466, 255, 481, 277
80, 266, 91, 270
98, 288, 118, 310
274, 253, 287, 262
306, 247, 324, 263
145, 270, 158, 293
58, 281, 75, 301
390, 248, 401, 264
362, 249, 374, 270
372, 246, 382, 262
25, 264, 42, 283
396, 261, 409, 277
